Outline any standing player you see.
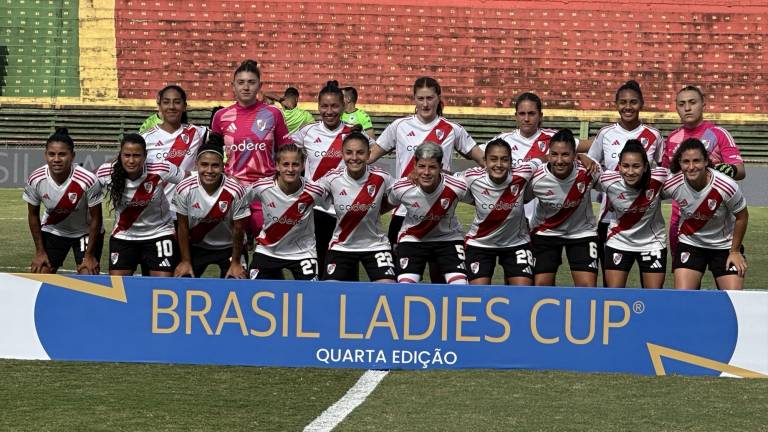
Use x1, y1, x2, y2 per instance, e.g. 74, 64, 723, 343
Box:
248, 144, 326, 280
24, 128, 103, 274
587, 80, 663, 277
319, 132, 396, 282
662, 85, 745, 254
596, 140, 668, 288
264, 87, 316, 133
211, 59, 292, 235
459, 138, 538, 285
172, 135, 251, 278
662, 138, 748, 290
96, 134, 184, 276
142, 84, 207, 206
388, 142, 469, 284
527, 129, 601, 287
341, 86, 376, 139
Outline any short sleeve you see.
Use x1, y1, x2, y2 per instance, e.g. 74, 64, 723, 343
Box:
726, 186, 747, 214
453, 125, 477, 155
232, 192, 252, 221
22, 181, 40, 206
377, 122, 397, 152
171, 186, 188, 216
163, 162, 185, 184
387, 184, 402, 207
715, 128, 744, 164
86, 179, 103, 207
273, 109, 293, 147
587, 130, 606, 164
291, 124, 309, 147
358, 110, 374, 130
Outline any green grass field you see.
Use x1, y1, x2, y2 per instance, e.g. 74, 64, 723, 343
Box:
1, 188, 767, 431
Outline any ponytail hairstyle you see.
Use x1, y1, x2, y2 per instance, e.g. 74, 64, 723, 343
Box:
618, 139, 651, 191
233, 59, 261, 80
413, 76, 444, 116
109, 133, 147, 212
197, 132, 225, 161
318, 80, 344, 105
46, 127, 75, 152
484, 138, 512, 159
274, 143, 306, 179
156, 84, 189, 124
615, 80, 644, 104
549, 129, 577, 152
670, 138, 711, 174
208, 105, 224, 128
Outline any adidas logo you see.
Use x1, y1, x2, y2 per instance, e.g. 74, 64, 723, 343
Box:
407, 131, 416, 137
154, 141, 164, 147
650, 260, 662, 269
618, 193, 626, 200
481, 188, 490, 196
411, 202, 420, 208
159, 258, 171, 267
523, 266, 532, 274
314, 137, 322, 143
226, 124, 237, 133
385, 268, 395, 276
192, 202, 201, 209
42, 193, 51, 200
268, 201, 277, 208
340, 189, 348, 196
512, 145, 518, 151
612, 140, 621, 146
679, 199, 688, 206
546, 190, 555, 196
589, 260, 598, 269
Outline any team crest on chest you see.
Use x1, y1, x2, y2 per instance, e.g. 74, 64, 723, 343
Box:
577, 182, 585, 193
399, 258, 409, 269
613, 253, 623, 265
440, 198, 451, 209
181, 133, 190, 144
68, 192, 78, 204
367, 184, 376, 197
218, 201, 229, 213
435, 129, 445, 141
640, 137, 649, 146
707, 199, 717, 211
680, 252, 690, 264
144, 182, 153, 193
538, 141, 546, 152
510, 184, 519, 195
256, 119, 267, 131
645, 189, 655, 200
297, 202, 307, 214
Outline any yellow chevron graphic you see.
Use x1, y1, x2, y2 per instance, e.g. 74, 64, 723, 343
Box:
12, 274, 127, 303
647, 343, 766, 378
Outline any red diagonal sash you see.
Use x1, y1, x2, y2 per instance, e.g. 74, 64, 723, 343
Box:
531, 171, 591, 235
402, 119, 453, 177
472, 176, 526, 239
523, 133, 550, 161
636, 128, 657, 152
166, 126, 197, 166
312, 125, 351, 181
606, 178, 662, 241
189, 188, 234, 244
399, 184, 458, 242
331, 173, 386, 247
258, 191, 316, 245
114, 174, 161, 235
679, 189, 723, 236
43, 180, 85, 226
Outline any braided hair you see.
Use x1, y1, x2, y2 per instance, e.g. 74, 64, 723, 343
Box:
109, 133, 147, 212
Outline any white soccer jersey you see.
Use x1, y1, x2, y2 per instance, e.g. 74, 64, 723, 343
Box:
661, 169, 746, 250
588, 123, 663, 223
250, 178, 326, 260
459, 163, 536, 248
23, 165, 103, 238
483, 128, 557, 168
172, 174, 251, 250
528, 161, 599, 239
318, 166, 393, 252
96, 161, 184, 241
596, 168, 668, 251
142, 124, 207, 204
388, 175, 468, 243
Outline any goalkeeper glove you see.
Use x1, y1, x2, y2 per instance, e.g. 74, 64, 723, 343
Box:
715, 163, 737, 178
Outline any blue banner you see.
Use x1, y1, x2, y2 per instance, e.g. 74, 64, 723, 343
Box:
0, 273, 766, 377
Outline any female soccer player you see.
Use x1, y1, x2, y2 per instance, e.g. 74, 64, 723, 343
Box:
587, 80, 663, 277
596, 140, 668, 288
142, 84, 208, 204
459, 138, 538, 285
292, 80, 370, 269
24, 128, 103, 274
662, 138, 748, 290
211, 59, 292, 234
388, 142, 469, 284
319, 132, 395, 282
96, 134, 184, 276
662, 85, 745, 254
368, 76, 485, 246
528, 129, 601, 287
484, 92, 556, 166
172, 134, 251, 278
248, 144, 326, 280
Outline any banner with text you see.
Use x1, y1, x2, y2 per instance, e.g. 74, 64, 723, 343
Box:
0, 273, 765, 377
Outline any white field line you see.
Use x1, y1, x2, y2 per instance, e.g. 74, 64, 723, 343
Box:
0, 217, 24, 220
304, 370, 389, 432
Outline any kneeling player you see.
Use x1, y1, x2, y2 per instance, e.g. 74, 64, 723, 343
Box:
172, 135, 250, 278
248, 144, 326, 280
24, 128, 103, 274
388, 142, 469, 284
97, 134, 185, 276
320, 132, 396, 282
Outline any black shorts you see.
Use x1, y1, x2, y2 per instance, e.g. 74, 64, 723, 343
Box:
465, 244, 534, 281
249, 252, 318, 281
396, 241, 467, 277
531, 235, 599, 274
604, 245, 666, 274
109, 235, 178, 272
191, 246, 246, 278
672, 242, 744, 278
323, 249, 396, 281
42, 231, 103, 268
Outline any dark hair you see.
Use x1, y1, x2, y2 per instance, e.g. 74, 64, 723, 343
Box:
413, 76, 444, 116
275, 143, 306, 170
615, 80, 644, 104
515, 92, 542, 113
342, 131, 370, 149
233, 59, 261, 80
208, 106, 224, 128
677, 85, 705, 101
46, 127, 74, 152
197, 133, 225, 160
549, 129, 577, 152
284, 87, 299, 98
670, 138, 711, 174
618, 139, 651, 191
109, 134, 147, 212
318, 80, 344, 105
157, 84, 189, 124
484, 138, 512, 158
342, 86, 358, 103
